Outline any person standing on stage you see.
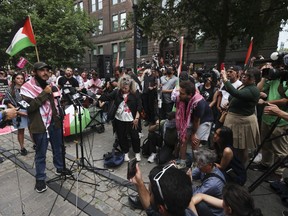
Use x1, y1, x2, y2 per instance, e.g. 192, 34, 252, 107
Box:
21, 62, 66, 193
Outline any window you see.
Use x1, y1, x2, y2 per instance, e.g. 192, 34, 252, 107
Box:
79, 2, 83, 11
119, 42, 126, 59
112, 15, 118, 32
98, 19, 103, 35
91, 0, 96, 12
112, 43, 118, 61
120, 13, 126, 30
141, 36, 148, 56
74, 1, 83, 11
98, 45, 103, 55
98, 0, 103, 10
112, 0, 118, 5
92, 49, 97, 61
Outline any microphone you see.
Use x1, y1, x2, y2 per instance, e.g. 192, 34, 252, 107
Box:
52, 86, 65, 117
63, 88, 77, 107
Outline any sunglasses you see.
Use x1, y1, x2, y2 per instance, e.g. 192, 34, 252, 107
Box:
153, 163, 176, 207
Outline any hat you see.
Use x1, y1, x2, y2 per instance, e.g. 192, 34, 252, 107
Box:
33, 62, 52, 71
228, 65, 242, 73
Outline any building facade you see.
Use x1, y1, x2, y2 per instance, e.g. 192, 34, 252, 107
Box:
76, 0, 278, 73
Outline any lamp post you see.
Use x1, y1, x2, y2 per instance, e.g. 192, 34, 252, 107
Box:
132, 0, 138, 73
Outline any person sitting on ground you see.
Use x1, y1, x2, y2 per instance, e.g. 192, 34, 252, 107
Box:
146, 111, 178, 164
191, 183, 263, 216
130, 163, 197, 216
192, 148, 226, 216
213, 126, 247, 186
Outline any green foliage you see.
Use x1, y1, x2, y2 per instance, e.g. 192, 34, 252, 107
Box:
0, 0, 97, 69
137, 0, 288, 64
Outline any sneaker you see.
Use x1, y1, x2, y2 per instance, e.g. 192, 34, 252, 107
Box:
264, 173, 282, 183
252, 153, 262, 164
20, 148, 28, 156
249, 163, 268, 172
148, 153, 157, 163
35, 180, 47, 193
175, 163, 186, 169
55, 168, 72, 176
124, 153, 130, 162
135, 153, 141, 162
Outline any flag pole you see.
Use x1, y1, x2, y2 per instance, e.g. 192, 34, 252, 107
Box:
28, 16, 40, 62
244, 37, 253, 69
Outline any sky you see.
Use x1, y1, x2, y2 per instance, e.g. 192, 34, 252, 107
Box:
277, 23, 288, 50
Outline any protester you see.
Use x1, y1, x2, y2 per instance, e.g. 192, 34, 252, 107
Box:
192, 148, 226, 216
21, 62, 67, 193
4, 73, 29, 156
88, 71, 102, 96
130, 163, 197, 216
99, 75, 142, 161
221, 67, 260, 164
213, 126, 247, 185
191, 183, 263, 216
175, 81, 214, 168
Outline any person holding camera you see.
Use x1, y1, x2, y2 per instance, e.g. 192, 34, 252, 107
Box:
21, 62, 66, 193
252, 64, 288, 181
4, 72, 28, 156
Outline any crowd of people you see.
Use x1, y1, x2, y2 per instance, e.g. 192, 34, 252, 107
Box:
0, 54, 287, 215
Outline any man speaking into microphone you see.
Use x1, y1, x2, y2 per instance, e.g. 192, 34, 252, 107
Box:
21, 62, 66, 193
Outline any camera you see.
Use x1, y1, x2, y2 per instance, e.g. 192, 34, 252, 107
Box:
261, 52, 288, 80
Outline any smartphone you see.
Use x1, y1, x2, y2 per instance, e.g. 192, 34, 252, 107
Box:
220, 63, 225, 70
127, 158, 137, 180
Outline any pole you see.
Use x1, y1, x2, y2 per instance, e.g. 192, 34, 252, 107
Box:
89, 50, 92, 71
133, 4, 138, 73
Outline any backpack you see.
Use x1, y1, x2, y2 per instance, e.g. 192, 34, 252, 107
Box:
103, 148, 124, 167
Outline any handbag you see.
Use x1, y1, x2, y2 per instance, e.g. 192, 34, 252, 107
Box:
103, 147, 124, 168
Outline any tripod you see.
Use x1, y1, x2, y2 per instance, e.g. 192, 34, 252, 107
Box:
248, 123, 288, 192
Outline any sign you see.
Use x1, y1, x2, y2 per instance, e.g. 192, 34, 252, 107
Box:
0, 79, 9, 94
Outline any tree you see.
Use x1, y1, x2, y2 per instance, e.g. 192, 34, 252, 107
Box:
136, 0, 288, 67
0, 0, 97, 69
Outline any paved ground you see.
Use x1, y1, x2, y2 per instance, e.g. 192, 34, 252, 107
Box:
0, 121, 287, 216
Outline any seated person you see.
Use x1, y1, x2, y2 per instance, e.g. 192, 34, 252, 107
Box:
213, 126, 247, 185
191, 183, 263, 216
192, 149, 226, 216
146, 111, 178, 164
130, 163, 197, 216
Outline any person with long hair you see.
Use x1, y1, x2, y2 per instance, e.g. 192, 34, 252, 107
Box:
99, 75, 143, 161
213, 126, 247, 185
4, 72, 28, 155
191, 183, 263, 216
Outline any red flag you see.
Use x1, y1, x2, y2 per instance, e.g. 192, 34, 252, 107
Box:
244, 37, 253, 67
17, 57, 28, 68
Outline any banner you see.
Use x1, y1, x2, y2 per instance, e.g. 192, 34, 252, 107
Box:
17, 57, 28, 69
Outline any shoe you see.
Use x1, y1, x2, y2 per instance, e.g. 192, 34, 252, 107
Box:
264, 173, 282, 183
20, 148, 28, 156
148, 153, 157, 163
251, 153, 262, 164
124, 153, 130, 162
128, 195, 144, 210
35, 180, 47, 193
55, 168, 72, 176
135, 153, 141, 162
249, 163, 268, 172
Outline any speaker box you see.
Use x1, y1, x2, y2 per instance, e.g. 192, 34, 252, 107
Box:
96, 55, 113, 79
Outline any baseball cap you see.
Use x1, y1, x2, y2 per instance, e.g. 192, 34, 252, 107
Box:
33, 62, 52, 71
228, 65, 242, 73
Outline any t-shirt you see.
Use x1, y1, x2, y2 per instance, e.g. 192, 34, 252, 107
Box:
191, 99, 214, 124
160, 75, 178, 103
220, 79, 242, 108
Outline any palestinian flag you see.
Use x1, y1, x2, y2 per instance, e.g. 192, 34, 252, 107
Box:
6, 16, 36, 56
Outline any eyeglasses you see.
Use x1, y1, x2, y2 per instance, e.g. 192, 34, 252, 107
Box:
153, 163, 176, 205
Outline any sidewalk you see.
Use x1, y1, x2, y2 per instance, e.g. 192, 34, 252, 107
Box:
0, 123, 287, 216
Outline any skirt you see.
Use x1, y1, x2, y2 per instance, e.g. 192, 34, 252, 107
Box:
224, 112, 260, 150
